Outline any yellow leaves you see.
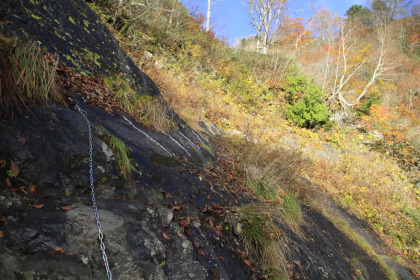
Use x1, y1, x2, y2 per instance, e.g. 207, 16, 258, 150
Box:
350, 43, 372, 65
184, 41, 204, 61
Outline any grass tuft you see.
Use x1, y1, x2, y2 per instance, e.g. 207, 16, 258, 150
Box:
0, 39, 64, 115
101, 127, 138, 181
104, 74, 171, 132
236, 204, 290, 279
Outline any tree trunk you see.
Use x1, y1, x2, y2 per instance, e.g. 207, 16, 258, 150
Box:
206, 0, 211, 32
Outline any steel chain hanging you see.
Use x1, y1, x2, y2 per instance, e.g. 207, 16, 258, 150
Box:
75, 105, 113, 280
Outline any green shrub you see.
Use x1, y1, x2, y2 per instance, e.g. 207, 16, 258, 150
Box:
356, 93, 381, 116
282, 75, 330, 129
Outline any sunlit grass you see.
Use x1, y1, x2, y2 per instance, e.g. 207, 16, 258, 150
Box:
101, 127, 138, 181
0, 39, 64, 115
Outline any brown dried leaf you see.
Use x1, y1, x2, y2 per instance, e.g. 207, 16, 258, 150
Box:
197, 249, 205, 257
210, 268, 220, 280
162, 232, 170, 240
18, 138, 26, 144
10, 160, 19, 177
0, 231, 3, 238
179, 220, 189, 227
60, 205, 72, 210
30, 186, 36, 195
5, 178, 11, 187
54, 246, 64, 252
176, 231, 184, 237
31, 204, 44, 209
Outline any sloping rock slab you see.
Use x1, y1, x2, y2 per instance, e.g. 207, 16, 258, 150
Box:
1, 0, 158, 96
0, 102, 251, 279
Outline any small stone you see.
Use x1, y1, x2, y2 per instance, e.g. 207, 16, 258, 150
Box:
182, 241, 189, 249
234, 223, 243, 236
81, 256, 89, 265
144, 51, 153, 60
101, 142, 114, 161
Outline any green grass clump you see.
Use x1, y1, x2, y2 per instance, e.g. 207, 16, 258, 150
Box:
0, 39, 65, 115
199, 142, 214, 155
249, 181, 279, 201
236, 204, 290, 279
104, 74, 171, 133
101, 127, 138, 181
350, 255, 368, 280
279, 192, 304, 235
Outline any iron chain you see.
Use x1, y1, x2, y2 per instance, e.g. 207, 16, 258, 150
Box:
75, 105, 113, 280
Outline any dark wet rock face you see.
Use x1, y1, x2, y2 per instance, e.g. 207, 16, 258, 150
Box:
1, 0, 158, 96
0, 102, 249, 279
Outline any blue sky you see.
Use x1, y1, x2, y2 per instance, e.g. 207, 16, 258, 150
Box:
180, 0, 366, 45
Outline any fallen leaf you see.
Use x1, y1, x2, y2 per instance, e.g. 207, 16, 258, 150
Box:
0, 216, 6, 222
30, 186, 36, 194
54, 246, 64, 252
10, 160, 19, 177
210, 268, 220, 280
18, 138, 26, 144
60, 205, 72, 210
162, 232, 170, 240
197, 249, 205, 257
5, 178, 11, 187
31, 204, 44, 209
0, 231, 3, 238
176, 231, 184, 237
179, 219, 189, 227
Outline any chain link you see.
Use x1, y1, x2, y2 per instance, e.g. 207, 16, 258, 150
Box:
75, 105, 113, 280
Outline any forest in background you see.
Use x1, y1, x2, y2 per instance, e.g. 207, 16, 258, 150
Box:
84, 0, 419, 276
